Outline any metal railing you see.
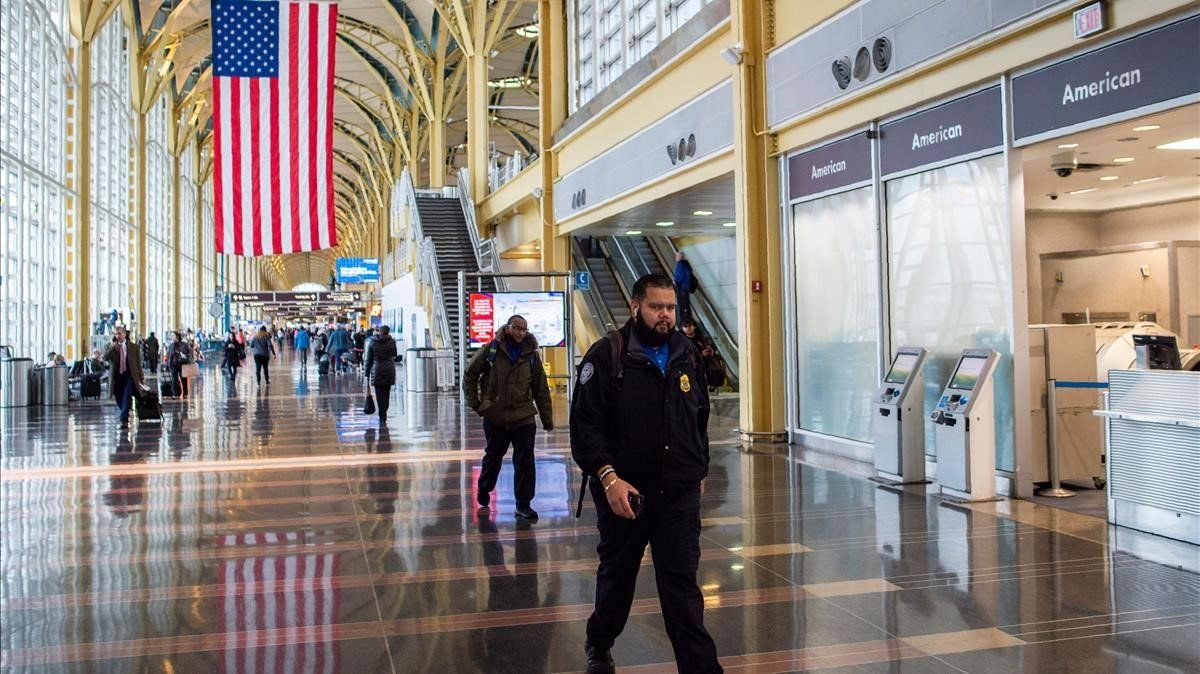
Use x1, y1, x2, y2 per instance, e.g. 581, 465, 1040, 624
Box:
456, 167, 506, 291
418, 237, 452, 350
570, 238, 619, 334
487, 151, 536, 192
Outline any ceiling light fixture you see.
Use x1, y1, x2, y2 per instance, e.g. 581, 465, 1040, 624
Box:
1132, 124, 1160, 131
692, 210, 713, 216
655, 221, 674, 227
1131, 176, 1165, 185
1057, 143, 1079, 149
1156, 137, 1200, 150
1099, 175, 1119, 181
1068, 187, 1099, 195
625, 230, 642, 235
1112, 157, 1135, 163
722, 222, 737, 227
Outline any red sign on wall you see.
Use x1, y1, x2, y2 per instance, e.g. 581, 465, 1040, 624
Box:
469, 293, 496, 344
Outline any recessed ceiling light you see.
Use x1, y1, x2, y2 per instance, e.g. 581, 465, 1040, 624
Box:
1112, 157, 1135, 163
692, 210, 713, 216
722, 222, 737, 228
655, 221, 674, 227
1067, 188, 1099, 195
1099, 175, 1119, 181
1131, 176, 1164, 185
1156, 138, 1200, 150
1057, 143, 1079, 149
625, 230, 642, 235
1132, 124, 1160, 131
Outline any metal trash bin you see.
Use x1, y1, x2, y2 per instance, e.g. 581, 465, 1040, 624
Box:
405, 348, 439, 391
41, 366, 69, 406
1, 355, 34, 407
27, 366, 43, 406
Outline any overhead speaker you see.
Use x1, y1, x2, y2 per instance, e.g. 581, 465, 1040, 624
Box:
872, 37, 892, 73
831, 57, 852, 90
853, 46, 871, 81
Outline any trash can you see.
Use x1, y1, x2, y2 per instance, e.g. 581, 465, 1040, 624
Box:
27, 366, 43, 406
41, 366, 68, 406
405, 348, 439, 391
1, 356, 33, 407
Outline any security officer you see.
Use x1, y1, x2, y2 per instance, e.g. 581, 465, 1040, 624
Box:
570, 273, 721, 674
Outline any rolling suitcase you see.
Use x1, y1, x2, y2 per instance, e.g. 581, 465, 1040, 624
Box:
136, 389, 163, 423
318, 353, 330, 376
81, 373, 103, 400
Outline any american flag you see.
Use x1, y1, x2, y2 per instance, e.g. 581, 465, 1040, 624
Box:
212, 0, 338, 256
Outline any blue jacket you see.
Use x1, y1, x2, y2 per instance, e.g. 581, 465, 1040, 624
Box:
674, 259, 693, 292
328, 329, 352, 352
294, 330, 311, 350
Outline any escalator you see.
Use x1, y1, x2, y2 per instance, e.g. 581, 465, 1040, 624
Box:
572, 235, 739, 389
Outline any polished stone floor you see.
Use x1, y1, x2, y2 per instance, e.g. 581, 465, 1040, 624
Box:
2, 349, 1198, 673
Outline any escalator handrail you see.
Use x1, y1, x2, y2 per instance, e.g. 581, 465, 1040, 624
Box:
570, 240, 619, 332
643, 236, 739, 387
602, 238, 639, 301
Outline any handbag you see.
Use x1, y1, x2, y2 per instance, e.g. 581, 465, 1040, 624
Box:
363, 388, 376, 415
181, 363, 200, 378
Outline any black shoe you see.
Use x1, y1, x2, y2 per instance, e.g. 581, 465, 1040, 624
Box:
585, 640, 615, 674
476, 489, 489, 508
515, 505, 539, 522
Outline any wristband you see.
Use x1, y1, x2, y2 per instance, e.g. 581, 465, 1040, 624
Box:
597, 467, 616, 481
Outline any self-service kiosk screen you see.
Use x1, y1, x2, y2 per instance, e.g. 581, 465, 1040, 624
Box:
884, 353, 919, 384
949, 356, 988, 390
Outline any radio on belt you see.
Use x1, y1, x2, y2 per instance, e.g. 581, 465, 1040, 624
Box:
871, 347, 929, 484
930, 349, 1000, 502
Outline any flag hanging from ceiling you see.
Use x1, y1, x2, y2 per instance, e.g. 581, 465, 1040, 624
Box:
212, 0, 338, 256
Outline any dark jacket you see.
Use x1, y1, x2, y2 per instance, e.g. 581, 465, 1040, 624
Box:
463, 334, 553, 430
223, 337, 243, 367
167, 340, 192, 368
365, 334, 398, 387
103, 339, 145, 398
143, 335, 160, 364
570, 320, 710, 491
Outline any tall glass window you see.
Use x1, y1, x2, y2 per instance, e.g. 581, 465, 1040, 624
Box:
90, 11, 134, 326
626, 0, 658, 62
178, 143, 199, 328
145, 95, 174, 335
791, 186, 880, 442
0, 0, 70, 359
886, 154, 1014, 470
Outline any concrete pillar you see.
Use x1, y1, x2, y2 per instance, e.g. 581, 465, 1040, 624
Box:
135, 110, 148, 334
731, 0, 787, 440
466, 0, 490, 201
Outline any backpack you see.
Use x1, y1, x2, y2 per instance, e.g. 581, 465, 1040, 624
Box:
479, 339, 541, 382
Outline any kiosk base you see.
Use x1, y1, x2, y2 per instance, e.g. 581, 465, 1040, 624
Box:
870, 473, 932, 487
935, 487, 1004, 504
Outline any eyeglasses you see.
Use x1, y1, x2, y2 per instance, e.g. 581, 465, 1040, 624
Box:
508, 325, 528, 333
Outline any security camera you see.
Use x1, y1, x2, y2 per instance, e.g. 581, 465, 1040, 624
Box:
720, 42, 745, 65
1050, 151, 1077, 178
1048, 193, 1059, 201
531, 187, 543, 200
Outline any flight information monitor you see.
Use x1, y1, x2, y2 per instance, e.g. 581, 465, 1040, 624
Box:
884, 352, 919, 384
949, 355, 989, 390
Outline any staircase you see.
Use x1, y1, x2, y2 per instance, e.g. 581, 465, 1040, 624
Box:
414, 193, 493, 376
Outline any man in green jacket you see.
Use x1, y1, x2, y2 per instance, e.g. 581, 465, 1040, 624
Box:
463, 315, 554, 521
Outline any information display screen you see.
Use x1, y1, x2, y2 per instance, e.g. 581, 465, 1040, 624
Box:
949, 355, 988, 390
469, 292, 566, 347
884, 353, 919, 384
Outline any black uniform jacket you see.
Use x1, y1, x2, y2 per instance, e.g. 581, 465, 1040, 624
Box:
570, 320, 710, 492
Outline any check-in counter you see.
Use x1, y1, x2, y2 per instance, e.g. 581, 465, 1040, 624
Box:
1096, 370, 1200, 545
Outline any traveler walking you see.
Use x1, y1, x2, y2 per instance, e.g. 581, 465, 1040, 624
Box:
673, 252, 697, 325
294, 327, 311, 369
363, 325, 398, 424
143, 332, 160, 370
166, 331, 194, 398
250, 327, 276, 385
328, 326, 352, 374
104, 327, 146, 429
223, 329, 243, 378
462, 315, 554, 522
570, 273, 720, 674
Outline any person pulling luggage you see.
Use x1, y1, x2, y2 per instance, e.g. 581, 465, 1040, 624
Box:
462, 315, 554, 522
104, 327, 146, 429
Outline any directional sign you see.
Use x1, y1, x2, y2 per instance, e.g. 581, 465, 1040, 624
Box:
573, 271, 591, 291
336, 258, 380, 284
227, 291, 363, 304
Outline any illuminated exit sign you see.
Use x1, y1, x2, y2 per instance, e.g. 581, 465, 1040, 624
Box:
1074, 2, 1106, 39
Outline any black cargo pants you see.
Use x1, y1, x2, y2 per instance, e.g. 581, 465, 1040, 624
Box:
478, 419, 537, 507
586, 481, 722, 673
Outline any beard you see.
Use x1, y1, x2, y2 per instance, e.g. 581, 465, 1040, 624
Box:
634, 310, 672, 347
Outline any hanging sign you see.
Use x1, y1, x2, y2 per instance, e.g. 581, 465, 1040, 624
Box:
879, 86, 1003, 177
787, 133, 872, 201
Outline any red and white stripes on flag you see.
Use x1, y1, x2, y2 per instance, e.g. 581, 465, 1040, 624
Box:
212, 0, 338, 256
218, 532, 340, 674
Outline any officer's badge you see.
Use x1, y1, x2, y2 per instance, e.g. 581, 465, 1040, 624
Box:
580, 362, 594, 385
680, 374, 691, 393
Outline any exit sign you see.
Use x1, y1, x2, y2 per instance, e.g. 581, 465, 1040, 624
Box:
1073, 2, 1106, 39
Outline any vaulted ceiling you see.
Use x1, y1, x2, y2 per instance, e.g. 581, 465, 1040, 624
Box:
123, 0, 540, 287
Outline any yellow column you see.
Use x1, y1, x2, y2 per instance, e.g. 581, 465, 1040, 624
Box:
135, 110, 148, 333
537, 0, 569, 374
466, 0, 490, 200
731, 0, 786, 440
72, 40, 93, 359
195, 171, 205, 329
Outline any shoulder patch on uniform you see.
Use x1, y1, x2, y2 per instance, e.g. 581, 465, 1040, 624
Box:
580, 362, 595, 385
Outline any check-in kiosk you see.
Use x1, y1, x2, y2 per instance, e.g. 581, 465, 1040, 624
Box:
872, 347, 929, 484
930, 349, 1000, 502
